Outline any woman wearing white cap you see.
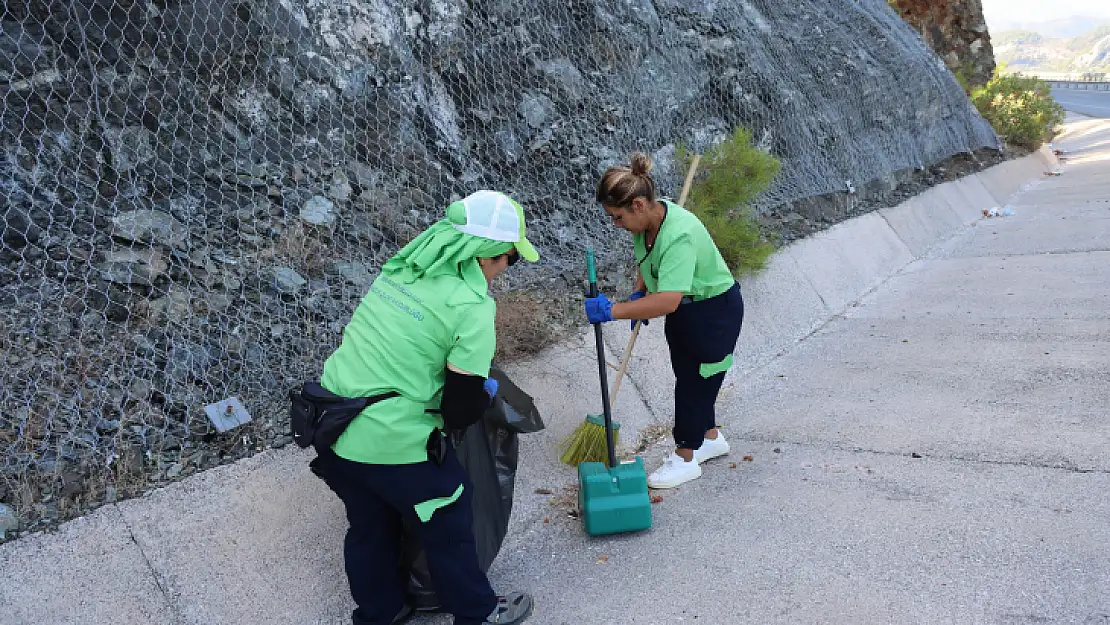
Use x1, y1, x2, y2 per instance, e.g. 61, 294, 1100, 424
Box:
309, 190, 539, 625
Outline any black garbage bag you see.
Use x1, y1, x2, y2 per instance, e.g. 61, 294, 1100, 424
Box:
400, 363, 545, 612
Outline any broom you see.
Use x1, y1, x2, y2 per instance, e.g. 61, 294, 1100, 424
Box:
558, 154, 702, 466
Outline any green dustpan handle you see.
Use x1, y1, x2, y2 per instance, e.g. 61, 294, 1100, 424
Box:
586, 247, 598, 298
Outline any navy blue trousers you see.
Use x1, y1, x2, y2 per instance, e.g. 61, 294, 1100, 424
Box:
663, 282, 744, 450
317, 445, 497, 625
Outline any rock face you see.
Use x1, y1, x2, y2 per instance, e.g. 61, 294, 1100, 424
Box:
0, 0, 999, 536
891, 0, 998, 88
1074, 37, 1110, 71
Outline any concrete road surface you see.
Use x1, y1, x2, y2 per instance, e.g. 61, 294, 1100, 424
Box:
1052, 87, 1110, 118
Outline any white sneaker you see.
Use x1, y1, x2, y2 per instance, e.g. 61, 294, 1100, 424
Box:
647, 453, 702, 489
694, 433, 730, 464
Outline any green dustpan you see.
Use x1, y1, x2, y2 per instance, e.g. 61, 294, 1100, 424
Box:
577, 247, 652, 537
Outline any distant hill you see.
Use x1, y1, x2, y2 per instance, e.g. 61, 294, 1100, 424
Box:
990, 15, 1109, 39
994, 23, 1110, 75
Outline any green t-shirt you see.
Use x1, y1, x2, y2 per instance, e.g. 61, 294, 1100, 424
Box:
634, 200, 736, 300
319, 272, 497, 465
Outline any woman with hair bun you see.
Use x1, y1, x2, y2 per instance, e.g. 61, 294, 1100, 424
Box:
584, 152, 744, 489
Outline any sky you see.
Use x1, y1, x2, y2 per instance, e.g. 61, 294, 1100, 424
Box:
981, 0, 1110, 32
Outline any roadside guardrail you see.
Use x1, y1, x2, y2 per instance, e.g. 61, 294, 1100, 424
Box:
1045, 81, 1110, 91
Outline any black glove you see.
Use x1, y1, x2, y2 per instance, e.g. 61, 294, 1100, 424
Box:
441, 369, 489, 432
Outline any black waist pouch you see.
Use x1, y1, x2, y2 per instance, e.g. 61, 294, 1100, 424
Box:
288, 382, 399, 450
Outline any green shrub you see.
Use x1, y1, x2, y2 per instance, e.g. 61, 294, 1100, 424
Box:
971, 66, 1066, 149
676, 127, 781, 277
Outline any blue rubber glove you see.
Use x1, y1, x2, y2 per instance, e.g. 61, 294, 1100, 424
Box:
584, 293, 614, 324
483, 377, 499, 404
629, 289, 649, 330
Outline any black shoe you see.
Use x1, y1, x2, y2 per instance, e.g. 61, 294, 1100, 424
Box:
484, 592, 534, 624
391, 604, 414, 624
352, 604, 412, 625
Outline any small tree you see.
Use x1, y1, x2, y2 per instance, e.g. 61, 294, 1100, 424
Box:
971, 64, 1066, 149
676, 127, 781, 277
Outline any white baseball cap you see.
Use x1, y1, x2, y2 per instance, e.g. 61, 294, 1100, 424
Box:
447, 190, 539, 262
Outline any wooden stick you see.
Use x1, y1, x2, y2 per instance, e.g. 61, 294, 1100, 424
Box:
608, 323, 640, 405
678, 154, 701, 206
608, 153, 702, 408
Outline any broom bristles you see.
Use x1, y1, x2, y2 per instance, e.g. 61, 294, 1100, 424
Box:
558, 419, 619, 466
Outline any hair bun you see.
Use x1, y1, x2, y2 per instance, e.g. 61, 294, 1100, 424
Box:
630, 152, 653, 177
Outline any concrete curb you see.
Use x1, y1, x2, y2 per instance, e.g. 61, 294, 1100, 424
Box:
977, 144, 1060, 208
0, 505, 178, 625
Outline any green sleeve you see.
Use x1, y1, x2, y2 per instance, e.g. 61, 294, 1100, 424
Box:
447, 301, 497, 377
655, 233, 696, 294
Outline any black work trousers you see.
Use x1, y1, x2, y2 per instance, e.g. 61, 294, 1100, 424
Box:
316, 445, 497, 625
663, 281, 744, 450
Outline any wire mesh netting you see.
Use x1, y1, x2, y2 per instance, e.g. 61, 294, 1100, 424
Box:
0, 0, 998, 533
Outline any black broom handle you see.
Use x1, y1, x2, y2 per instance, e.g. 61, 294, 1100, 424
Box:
587, 248, 618, 469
